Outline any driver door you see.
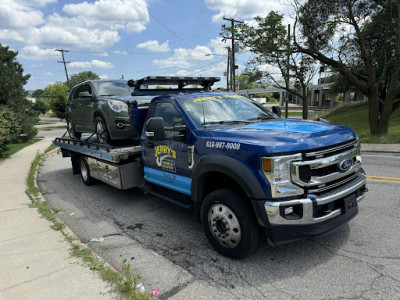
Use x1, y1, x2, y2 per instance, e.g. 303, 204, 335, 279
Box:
142, 101, 192, 196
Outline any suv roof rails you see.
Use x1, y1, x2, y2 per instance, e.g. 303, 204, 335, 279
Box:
127, 76, 220, 96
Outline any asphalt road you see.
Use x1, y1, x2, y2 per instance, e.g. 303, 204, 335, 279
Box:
37, 143, 400, 299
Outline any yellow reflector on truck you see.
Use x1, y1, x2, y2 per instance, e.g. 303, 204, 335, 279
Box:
262, 158, 272, 173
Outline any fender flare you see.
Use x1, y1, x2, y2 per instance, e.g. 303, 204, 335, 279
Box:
191, 155, 268, 203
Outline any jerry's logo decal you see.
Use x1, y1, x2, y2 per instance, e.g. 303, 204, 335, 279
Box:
155, 145, 176, 171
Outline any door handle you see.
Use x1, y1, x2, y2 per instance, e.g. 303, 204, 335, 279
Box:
146, 141, 154, 147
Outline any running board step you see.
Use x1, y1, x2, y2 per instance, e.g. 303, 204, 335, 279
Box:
145, 184, 193, 209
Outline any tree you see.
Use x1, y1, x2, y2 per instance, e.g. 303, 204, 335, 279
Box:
233, 12, 318, 119
68, 71, 100, 88
293, 0, 400, 135
235, 73, 262, 90
44, 82, 69, 119
0, 43, 37, 143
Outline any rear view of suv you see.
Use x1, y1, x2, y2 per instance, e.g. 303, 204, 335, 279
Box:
66, 80, 136, 144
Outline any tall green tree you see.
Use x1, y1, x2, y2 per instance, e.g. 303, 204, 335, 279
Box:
68, 71, 100, 88
44, 82, 69, 119
232, 12, 317, 119
294, 0, 400, 135
0, 43, 37, 144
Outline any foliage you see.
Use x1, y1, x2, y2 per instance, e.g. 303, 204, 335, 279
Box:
32, 98, 48, 114
32, 89, 45, 99
232, 11, 317, 119
0, 106, 21, 157
294, 0, 400, 135
235, 74, 262, 90
0, 43, 38, 145
68, 71, 100, 88
44, 82, 69, 119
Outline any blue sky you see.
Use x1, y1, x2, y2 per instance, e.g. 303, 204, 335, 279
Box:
0, 0, 286, 90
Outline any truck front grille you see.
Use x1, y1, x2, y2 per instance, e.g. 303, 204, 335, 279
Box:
291, 139, 361, 194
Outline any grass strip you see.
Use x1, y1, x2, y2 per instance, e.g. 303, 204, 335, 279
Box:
25, 144, 149, 300
315, 102, 400, 143
3, 137, 44, 158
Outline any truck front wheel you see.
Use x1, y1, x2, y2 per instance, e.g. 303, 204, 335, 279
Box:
200, 189, 259, 259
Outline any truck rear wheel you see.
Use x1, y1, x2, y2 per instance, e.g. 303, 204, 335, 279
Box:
200, 189, 259, 259
79, 157, 95, 186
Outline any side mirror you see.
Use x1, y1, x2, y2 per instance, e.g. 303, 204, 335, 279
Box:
272, 106, 282, 118
79, 91, 92, 98
144, 117, 165, 141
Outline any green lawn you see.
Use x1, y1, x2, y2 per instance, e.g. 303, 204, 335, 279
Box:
319, 103, 400, 143
3, 137, 44, 158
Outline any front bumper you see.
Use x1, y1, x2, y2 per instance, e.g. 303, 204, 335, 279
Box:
265, 172, 366, 226
256, 172, 366, 245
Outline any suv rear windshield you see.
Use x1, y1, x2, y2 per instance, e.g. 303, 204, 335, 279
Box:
93, 81, 133, 97
178, 94, 276, 127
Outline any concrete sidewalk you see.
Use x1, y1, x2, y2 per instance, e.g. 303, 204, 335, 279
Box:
0, 138, 115, 299
361, 143, 400, 153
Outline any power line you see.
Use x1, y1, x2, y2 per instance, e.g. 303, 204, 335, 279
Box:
55, 49, 71, 88
131, 0, 205, 59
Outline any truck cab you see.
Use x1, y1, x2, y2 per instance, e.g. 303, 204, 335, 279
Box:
140, 89, 367, 259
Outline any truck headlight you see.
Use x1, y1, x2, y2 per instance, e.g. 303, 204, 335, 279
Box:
108, 100, 128, 113
262, 154, 304, 198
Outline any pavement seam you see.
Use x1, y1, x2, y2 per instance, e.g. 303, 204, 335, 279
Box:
0, 230, 52, 243
0, 265, 75, 293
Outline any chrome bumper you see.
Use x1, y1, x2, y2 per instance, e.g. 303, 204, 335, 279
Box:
265, 173, 366, 226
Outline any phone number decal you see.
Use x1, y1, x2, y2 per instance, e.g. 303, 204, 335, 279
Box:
206, 141, 241, 150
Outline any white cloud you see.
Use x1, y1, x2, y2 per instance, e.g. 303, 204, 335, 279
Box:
0, 0, 44, 29
204, 0, 284, 22
63, 0, 149, 33
137, 40, 170, 53
69, 60, 113, 69
0, 0, 150, 55
99, 75, 109, 79
208, 37, 228, 56
153, 46, 212, 68
18, 46, 59, 60
45, 71, 53, 76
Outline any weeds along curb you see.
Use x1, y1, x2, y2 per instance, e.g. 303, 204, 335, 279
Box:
26, 145, 150, 300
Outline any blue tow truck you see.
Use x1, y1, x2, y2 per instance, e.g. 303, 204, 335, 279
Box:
54, 76, 367, 259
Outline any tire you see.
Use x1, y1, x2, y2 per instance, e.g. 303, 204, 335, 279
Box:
200, 189, 259, 259
67, 118, 81, 140
79, 157, 95, 186
95, 116, 111, 144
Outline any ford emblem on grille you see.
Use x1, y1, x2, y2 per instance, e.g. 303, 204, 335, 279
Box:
338, 158, 353, 172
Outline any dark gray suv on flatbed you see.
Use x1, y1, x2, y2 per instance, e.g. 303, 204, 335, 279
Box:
66, 80, 136, 144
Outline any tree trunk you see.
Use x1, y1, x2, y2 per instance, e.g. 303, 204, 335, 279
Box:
369, 91, 390, 136
302, 88, 308, 120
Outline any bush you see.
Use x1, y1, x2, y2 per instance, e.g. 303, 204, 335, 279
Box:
0, 106, 22, 157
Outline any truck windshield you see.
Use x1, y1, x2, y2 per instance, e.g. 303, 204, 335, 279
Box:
94, 81, 133, 97
179, 94, 276, 127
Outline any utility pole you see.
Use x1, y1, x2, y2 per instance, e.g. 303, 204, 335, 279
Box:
285, 24, 290, 118
55, 49, 71, 88
223, 17, 243, 92
227, 47, 231, 90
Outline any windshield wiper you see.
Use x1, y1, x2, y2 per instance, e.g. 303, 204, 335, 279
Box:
202, 120, 253, 125
99, 94, 116, 97
247, 116, 274, 121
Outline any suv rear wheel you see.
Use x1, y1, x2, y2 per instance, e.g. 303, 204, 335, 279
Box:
95, 116, 111, 144
67, 119, 81, 140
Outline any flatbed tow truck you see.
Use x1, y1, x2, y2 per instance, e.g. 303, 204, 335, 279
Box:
54, 76, 367, 258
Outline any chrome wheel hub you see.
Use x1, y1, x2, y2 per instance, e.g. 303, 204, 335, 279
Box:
208, 204, 241, 248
